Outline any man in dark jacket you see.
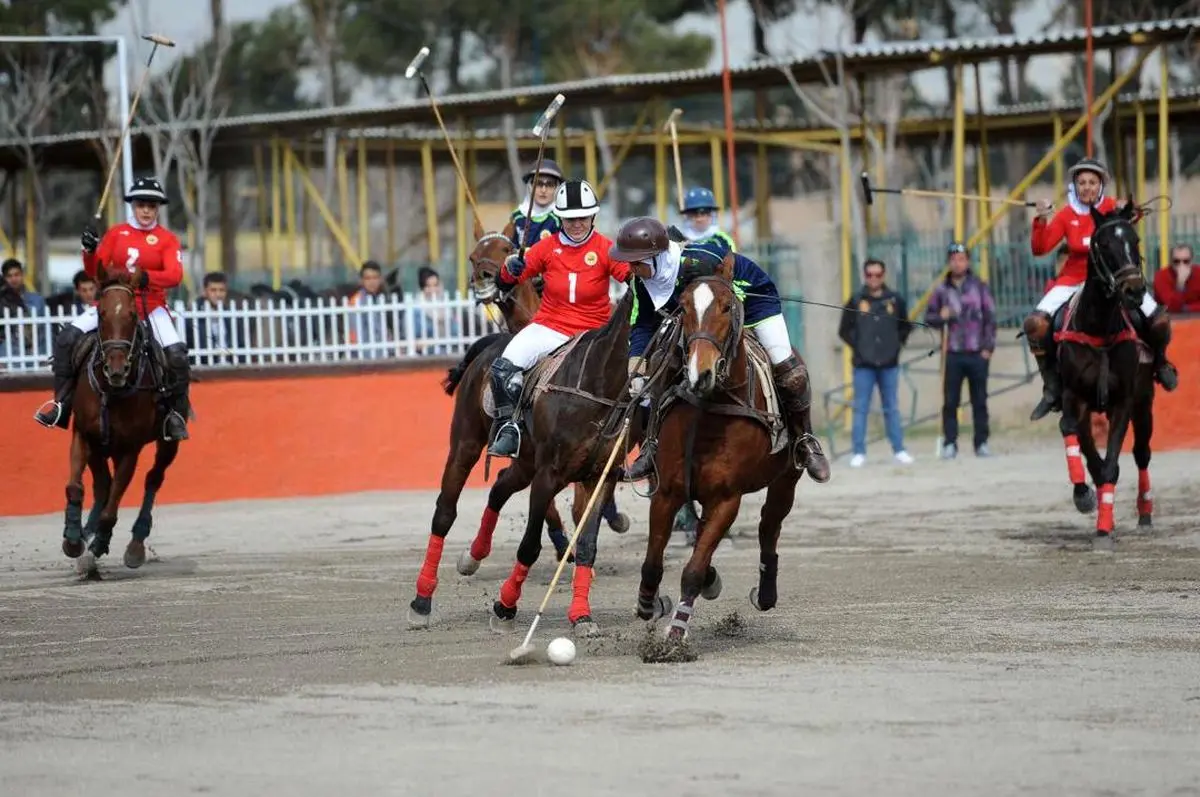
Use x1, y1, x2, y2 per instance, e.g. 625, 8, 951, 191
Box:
838, 258, 914, 467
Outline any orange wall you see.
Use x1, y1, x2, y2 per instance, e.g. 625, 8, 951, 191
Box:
0, 368, 492, 517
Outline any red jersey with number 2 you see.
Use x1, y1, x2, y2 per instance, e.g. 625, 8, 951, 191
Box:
83, 223, 184, 316
508, 231, 631, 337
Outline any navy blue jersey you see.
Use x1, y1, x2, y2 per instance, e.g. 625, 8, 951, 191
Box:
730, 254, 782, 327
510, 209, 561, 249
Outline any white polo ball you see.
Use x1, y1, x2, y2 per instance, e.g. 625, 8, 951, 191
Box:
546, 636, 576, 666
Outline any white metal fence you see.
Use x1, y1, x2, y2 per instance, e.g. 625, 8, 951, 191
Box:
0, 291, 506, 373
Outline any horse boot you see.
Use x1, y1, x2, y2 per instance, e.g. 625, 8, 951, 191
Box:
162, 343, 191, 441
1140, 308, 1179, 391
487, 357, 525, 458
1024, 311, 1061, 421
34, 326, 83, 430
772, 355, 831, 483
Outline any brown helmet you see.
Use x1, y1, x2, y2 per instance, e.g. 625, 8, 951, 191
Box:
609, 216, 670, 262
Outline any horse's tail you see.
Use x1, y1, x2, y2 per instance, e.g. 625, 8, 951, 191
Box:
443, 332, 508, 395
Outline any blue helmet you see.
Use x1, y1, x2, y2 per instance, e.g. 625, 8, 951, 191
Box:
682, 187, 718, 213
679, 236, 731, 279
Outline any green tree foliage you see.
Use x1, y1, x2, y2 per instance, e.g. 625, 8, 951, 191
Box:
0, 0, 118, 35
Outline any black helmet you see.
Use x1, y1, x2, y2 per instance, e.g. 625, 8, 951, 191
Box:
522, 159, 564, 184
609, 217, 670, 262
124, 175, 168, 205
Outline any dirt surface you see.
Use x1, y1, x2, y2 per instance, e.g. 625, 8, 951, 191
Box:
2, 441, 1200, 796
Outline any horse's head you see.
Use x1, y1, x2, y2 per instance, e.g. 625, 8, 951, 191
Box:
1089, 202, 1146, 311
95, 264, 142, 388
468, 231, 516, 302
679, 275, 743, 398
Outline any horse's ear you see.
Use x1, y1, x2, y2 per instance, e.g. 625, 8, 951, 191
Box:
472, 216, 485, 242
1090, 205, 1107, 229
1120, 198, 1138, 220
717, 252, 735, 281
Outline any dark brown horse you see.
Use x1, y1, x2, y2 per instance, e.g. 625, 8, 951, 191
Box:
1051, 203, 1158, 550
64, 266, 181, 577
635, 275, 804, 661
406, 230, 627, 628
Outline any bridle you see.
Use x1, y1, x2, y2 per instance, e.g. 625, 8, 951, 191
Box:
680, 275, 744, 388
1088, 216, 1145, 305
97, 282, 143, 383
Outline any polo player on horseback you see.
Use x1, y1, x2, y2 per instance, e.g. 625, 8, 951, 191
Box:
34, 175, 191, 441
1024, 157, 1179, 422
609, 216, 831, 484
505, 159, 565, 249
487, 179, 633, 457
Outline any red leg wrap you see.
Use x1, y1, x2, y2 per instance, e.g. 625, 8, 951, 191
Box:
416, 534, 445, 598
1063, 435, 1086, 484
498, 561, 530, 609
568, 565, 594, 624
469, 506, 500, 561
1096, 484, 1116, 533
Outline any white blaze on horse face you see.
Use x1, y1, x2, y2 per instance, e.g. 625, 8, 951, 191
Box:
687, 282, 716, 387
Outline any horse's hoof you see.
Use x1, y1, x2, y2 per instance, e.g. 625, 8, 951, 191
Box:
62, 538, 84, 559
572, 617, 601, 638
701, 569, 723, 601
653, 594, 673, 621
75, 550, 98, 578
1092, 532, 1115, 553
123, 540, 146, 569
407, 596, 432, 628
489, 614, 515, 634
608, 513, 631, 534
1073, 486, 1097, 514
1138, 514, 1153, 528
749, 587, 776, 612
456, 548, 481, 576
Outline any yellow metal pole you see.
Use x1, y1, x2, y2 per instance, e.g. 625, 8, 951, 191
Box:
421, 142, 440, 263
1158, 51, 1170, 270
456, 162, 467, 290
0, 180, 13, 254
337, 140, 351, 240
357, 137, 369, 261
874, 125, 887, 234
24, 168, 35, 289
302, 145, 313, 271
271, 138, 282, 290
595, 102, 652, 199
385, 139, 396, 264
584, 133, 598, 188
710, 133, 725, 211
952, 61, 966, 243
253, 144, 269, 271
840, 131, 853, 431
555, 113, 568, 175
284, 140, 297, 272
909, 44, 1156, 320
291, 150, 363, 269
1052, 113, 1065, 200
655, 115, 668, 221
1136, 102, 1147, 246
974, 65, 991, 282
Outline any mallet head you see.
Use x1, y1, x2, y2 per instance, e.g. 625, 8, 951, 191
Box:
532, 94, 566, 137
404, 46, 431, 80
860, 171, 874, 206
141, 33, 176, 47
663, 108, 683, 132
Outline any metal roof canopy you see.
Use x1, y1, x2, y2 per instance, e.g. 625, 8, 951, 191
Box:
0, 17, 1195, 166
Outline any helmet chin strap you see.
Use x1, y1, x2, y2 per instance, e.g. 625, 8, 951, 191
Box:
559, 218, 595, 246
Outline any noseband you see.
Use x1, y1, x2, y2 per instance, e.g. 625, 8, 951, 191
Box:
681, 276, 744, 386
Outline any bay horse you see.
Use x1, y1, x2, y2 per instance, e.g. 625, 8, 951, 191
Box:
406, 229, 628, 628
635, 274, 804, 661
64, 266, 181, 577
1052, 202, 1157, 551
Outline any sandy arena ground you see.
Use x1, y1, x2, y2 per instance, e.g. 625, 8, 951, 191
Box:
1, 441, 1199, 796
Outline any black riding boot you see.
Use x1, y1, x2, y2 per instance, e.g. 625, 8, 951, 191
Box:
162, 343, 191, 441
1140, 308, 1179, 391
34, 326, 83, 430
1025, 312, 1061, 421
772, 355, 831, 483
487, 357, 525, 457
622, 399, 660, 481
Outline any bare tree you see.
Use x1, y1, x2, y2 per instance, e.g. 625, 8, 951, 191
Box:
0, 50, 81, 292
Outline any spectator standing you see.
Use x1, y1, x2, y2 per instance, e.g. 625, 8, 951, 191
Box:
349, 261, 392, 359
925, 243, 998, 459
187, 271, 243, 365
1153, 244, 1200, 313
1, 258, 51, 358
839, 258, 915, 468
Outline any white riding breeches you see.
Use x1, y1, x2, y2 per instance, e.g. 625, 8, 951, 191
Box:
71, 305, 182, 348
501, 322, 569, 370
750, 314, 793, 365
1037, 284, 1158, 318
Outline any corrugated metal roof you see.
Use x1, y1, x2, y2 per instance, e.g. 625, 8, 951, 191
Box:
0, 17, 1195, 152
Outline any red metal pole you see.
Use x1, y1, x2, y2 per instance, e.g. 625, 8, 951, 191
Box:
1085, 0, 1094, 157
717, 0, 740, 246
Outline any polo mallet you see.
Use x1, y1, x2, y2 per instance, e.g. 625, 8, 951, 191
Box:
664, 108, 685, 212
405, 45, 485, 239
518, 93, 567, 257
508, 417, 632, 664
860, 171, 1036, 209
94, 33, 177, 221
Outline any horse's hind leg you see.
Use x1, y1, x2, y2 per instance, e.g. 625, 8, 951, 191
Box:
544, 497, 571, 562
750, 476, 799, 612
85, 449, 112, 544
62, 430, 89, 559
457, 463, 532, 575
1059, 404, 1096, 513
566, 478, 611, 637
79, 450, 140, 579
667, 494, 742, 643
599, 491, 631, 534
126, 440, 179, 569
1132, 396, 1154, 528
490, 467, 561, 632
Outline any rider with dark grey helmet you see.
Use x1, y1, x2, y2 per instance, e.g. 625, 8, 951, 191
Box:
506, 159, 566, 250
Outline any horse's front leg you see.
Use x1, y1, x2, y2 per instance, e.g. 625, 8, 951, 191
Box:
1060, 396, 1097, 514
544, 497, 571, 562
126, 440, 179, 568
490, 467, 562, 632
667, 494, 742, 643
62, 430, 90, 559
1131, 394, 1154, 528
751, 474, 800, 612
78, 450, 140, 578
637, 487, 682, 623
1094, 403, 1134, 547
457, 463, 532, 574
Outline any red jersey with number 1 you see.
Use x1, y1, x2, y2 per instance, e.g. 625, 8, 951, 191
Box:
507, 231, 631, 337
83, 223, 184, 316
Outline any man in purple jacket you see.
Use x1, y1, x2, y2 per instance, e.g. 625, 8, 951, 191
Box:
925, 243, 998, 459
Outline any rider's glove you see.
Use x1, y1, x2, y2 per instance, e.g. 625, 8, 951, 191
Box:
502, 253, 525, 282
81, 225, 100, 254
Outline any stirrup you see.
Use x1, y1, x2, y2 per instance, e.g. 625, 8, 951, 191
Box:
794, 432, 830, 479
488, 420, 522, 457
162, 411, 190, 441
34, 400, 63, 429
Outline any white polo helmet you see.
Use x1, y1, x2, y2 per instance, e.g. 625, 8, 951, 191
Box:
554, 179, 599, 219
